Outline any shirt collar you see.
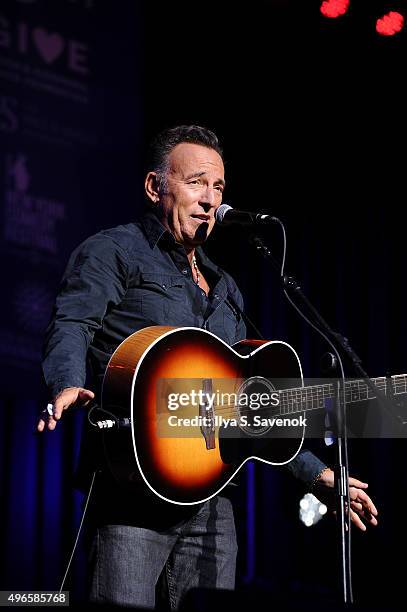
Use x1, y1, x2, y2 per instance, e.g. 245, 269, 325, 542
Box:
195, 246, 219, 275
140, 210, 225, 291
140, 209, 175, 249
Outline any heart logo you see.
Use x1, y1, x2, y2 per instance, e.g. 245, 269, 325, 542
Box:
33, 28, 65, 64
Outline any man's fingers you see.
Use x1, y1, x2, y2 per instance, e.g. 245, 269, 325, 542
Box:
36, 413, 56, 432
325, 476, 378, 532
333, 509, 371, 530
36, 403, 57, 432
77, 389, 95, 405
349, 488, 378, 516
36, 387, 95, 434
53, 398, 72, 420
333, 501, 378, 531
350, 502, 379, 526
364, 499, 378, 517
350, 501, 363, 511
47, 416, 58, 430
366, 513, 378, 527
350, 509, 367, 531
348, 477, 368, 489
53, 387, 94, 419
78, 388, 94, 397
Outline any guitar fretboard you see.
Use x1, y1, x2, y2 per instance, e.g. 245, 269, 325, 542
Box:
277, 374, 407, 415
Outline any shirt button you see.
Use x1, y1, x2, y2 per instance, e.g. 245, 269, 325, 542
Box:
162, 284, 166, 289
213, 294, 219, 299
181, 269, 189, 275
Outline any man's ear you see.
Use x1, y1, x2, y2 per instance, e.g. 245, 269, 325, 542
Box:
145, 172, 160, 204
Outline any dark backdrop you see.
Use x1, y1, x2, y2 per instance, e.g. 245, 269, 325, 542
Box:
1, 0, 406, 608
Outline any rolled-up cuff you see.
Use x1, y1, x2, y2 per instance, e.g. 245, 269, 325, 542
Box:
284, 449, 328, 488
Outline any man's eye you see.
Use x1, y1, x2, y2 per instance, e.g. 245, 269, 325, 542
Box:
188, 179, 200, 185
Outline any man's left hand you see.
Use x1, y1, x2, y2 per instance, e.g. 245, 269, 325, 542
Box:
315, 468, 378, 531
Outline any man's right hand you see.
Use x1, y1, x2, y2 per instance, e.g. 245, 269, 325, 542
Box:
37, 387, 95, 432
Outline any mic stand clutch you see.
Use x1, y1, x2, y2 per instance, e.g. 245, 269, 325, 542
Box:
248, 232, 405, 605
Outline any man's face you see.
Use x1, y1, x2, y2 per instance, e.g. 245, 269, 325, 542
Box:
154, 143, 225, 249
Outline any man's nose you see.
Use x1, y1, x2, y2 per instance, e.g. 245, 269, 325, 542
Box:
199, 186, 217, 210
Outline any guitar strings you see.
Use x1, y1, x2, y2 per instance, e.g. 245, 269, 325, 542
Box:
157, 375, 407, 420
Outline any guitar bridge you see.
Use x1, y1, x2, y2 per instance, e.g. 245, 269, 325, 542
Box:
199, 378, 216, 450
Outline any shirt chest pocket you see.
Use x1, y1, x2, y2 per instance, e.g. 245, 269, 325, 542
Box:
125, 273, 186, 324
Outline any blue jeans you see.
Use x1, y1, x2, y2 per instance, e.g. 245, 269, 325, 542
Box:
87, 495, 237, 609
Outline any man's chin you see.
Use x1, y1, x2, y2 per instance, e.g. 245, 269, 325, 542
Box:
193, 223, 210, 244
182, 223, 211, 246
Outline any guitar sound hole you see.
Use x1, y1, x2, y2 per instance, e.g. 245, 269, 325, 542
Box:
237, 376, 278, 436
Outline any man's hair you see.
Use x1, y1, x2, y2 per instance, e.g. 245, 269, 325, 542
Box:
148, 125, 223, 192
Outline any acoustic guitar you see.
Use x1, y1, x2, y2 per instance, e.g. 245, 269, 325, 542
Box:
100, 326, 406, 505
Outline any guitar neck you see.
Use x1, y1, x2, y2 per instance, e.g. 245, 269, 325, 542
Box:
278, 374, 407, 415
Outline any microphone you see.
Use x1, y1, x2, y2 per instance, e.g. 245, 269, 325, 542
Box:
215, 203, 279, 226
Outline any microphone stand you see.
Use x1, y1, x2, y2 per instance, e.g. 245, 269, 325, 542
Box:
248, 233, 405, 605
248, 235, 406, 424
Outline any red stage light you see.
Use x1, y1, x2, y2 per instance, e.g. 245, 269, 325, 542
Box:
320, 0, 350, 19
376, 11, 404, 36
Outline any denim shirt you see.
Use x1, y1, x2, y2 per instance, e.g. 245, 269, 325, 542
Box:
42, 210, 326, 488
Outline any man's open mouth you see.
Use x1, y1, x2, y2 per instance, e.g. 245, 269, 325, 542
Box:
191, 214, 210, 222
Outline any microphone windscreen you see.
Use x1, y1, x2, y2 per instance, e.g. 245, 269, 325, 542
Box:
215, 203, 233, 224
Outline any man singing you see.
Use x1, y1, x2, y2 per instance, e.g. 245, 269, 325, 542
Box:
37, 125, 378, 609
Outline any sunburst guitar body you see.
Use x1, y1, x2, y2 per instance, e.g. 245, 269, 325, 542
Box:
100, 326, 305, 505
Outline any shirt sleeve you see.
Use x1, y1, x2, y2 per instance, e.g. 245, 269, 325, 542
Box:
42, 233, 129, 398
283, 448, 328, 488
